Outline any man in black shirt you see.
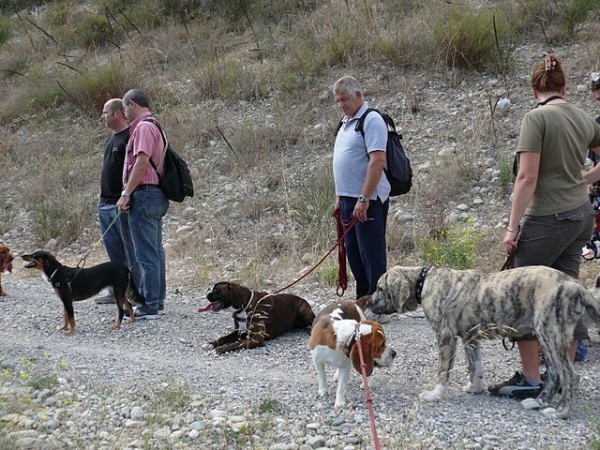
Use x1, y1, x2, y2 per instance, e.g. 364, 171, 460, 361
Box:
95, 99, 141, 303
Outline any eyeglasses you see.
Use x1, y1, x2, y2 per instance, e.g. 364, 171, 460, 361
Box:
592, 75, 600, 91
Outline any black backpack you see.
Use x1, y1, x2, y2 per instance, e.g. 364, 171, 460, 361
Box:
143, 118, 194, 203
336, 108, 412, 196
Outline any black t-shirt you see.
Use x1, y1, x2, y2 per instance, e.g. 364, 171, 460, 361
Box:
100, 128, 130, 203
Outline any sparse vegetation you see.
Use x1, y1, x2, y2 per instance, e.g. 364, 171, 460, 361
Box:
421, 225, 486, 270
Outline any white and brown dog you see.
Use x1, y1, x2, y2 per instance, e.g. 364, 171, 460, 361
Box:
308, 297, 396, 408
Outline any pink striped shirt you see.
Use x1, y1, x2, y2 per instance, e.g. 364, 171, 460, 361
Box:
123, 112, 165, 185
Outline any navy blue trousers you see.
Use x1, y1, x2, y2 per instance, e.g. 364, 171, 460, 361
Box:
338, 196, 389, 298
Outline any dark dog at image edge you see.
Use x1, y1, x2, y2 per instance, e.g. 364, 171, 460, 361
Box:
308, 296, 396, 407
200, 281, 316, 354
0, 243, 14, 296
368, 265, 600, 419
22, 250, 145, 334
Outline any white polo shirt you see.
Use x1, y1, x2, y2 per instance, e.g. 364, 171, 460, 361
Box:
333, 103, 390, 201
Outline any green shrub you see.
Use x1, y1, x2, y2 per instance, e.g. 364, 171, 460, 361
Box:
432, 7, 515, 73
27, 374, 59, 390
29, 194, 95, 245
421, 225, 485, 270
498, 152, 515, 193
63, 61, 141, 116
0, 16, 11, 47
562, 0, 600, 36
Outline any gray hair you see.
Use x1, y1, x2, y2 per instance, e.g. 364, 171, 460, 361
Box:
123, 89, 150, 108
332, 75, 362, 97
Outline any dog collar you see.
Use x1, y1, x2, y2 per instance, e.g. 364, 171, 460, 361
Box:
415, 267, 429, 304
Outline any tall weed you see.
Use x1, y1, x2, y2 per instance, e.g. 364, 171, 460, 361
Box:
432, 7, 515, 73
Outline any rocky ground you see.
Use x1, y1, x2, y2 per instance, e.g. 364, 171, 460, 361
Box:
0, 271, 599, 450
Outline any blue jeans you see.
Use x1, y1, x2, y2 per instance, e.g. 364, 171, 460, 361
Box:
98, 199, 142, 289
129, 186, 169, 314
339, 196, 389, 298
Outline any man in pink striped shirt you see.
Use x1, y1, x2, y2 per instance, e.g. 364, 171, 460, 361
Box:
117, 89, 169, 319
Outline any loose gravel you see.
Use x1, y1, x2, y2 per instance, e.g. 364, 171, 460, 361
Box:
1, 274, 600, 450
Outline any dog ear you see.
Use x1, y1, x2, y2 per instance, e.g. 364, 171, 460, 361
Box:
386, 269, 418, 312
350, 328, 374, 377
355, 294, 371, 309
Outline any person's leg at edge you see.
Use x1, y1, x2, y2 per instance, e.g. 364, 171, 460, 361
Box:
551, 205, 594, 363
355, 197, 388, 295
515, 203, 594, 380
97, 200, 127, 302
98, 200, 128, 270
339, 197, 369, 299
118, 211, 142, 289
128, 189, 168, 315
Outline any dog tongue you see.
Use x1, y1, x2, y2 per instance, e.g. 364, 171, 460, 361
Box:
197, 303, 218, 313
3, 263, 8, 271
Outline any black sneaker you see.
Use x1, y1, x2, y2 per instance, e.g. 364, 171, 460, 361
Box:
124, 307, 159, 320
488, 371, 542, 399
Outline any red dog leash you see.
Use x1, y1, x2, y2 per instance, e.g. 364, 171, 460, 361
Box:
198, 213, 357, 311
354, 326, 381, 450
270, 213, 357, 296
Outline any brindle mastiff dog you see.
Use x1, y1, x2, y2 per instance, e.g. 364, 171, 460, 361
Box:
368, 265, 600, 419
203, 281, 316, 354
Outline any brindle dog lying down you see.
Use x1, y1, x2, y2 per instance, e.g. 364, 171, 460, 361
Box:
201, 281, 316, 354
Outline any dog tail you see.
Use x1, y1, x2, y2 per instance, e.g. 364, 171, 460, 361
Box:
127, 273, 146, 306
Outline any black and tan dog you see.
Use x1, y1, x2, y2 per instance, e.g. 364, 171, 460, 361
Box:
22, 250, 145, 334
201, 281, 316, 354
368, 265, 600, 419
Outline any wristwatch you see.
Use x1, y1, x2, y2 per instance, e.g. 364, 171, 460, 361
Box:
358, 195, 368, 203
121, 190, 130, 197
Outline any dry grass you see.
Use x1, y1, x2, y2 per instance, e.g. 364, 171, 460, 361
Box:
0, 0, 598, 277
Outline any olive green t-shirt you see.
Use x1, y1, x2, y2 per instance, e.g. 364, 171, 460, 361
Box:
517, 103, 600, 216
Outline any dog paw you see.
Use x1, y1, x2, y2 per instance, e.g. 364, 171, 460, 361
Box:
521, 398, 542, 410
419, 384, 446, 402
463, 380, 484, 394
541, 407, 559, 419
318, 389, 328, 398
201, 343, 214, 350
419, 390, 442, 402
333, 399, 346, 408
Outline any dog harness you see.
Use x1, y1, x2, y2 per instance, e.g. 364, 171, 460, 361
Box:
415, 267, 429, 304
49, 266, 81, 292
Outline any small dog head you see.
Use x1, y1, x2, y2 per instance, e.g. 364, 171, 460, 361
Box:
205, 281, 251, 311
349, 321, 396, 376
0, 244, 14, 273
21, 250, 60, 272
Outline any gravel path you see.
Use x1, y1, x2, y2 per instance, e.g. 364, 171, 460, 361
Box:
1, 273, 600, 450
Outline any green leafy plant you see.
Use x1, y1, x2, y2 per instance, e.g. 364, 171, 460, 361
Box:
27, 374, 60, 390
590, 414, 600, 449
421, 225, 485, 270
